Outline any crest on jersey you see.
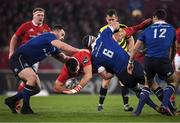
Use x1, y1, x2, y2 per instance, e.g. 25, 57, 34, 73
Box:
83, 57, 89, 64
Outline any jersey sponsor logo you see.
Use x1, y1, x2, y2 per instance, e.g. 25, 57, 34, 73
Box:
43, 29, 48, 32
29, 28, 34, 32
83, 57, 89, 64
24, 63, 29, 67
14, 68, 18, 72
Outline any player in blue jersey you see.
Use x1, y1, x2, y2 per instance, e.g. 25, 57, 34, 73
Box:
5, 25, 79, 114
82, 21, 161, 116
127, 9, 179, 116
98, 9, 134, 112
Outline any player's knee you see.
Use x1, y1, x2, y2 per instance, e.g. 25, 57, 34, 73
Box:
147, 78, 154, 88
27, 74, 37, 85
102, 80, 110, 88
167, 73, 175, 84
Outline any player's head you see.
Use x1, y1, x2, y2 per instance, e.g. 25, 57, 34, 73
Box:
52, 25, 65, 41
152, 9, 167, 21
65, 57, 80, 74
82, 35, 96, 49
106, 9, 118, 24
32, 8, 45, 25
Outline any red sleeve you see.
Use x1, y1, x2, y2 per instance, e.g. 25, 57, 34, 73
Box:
15, 23, 27, 37
176, 28, 180, 43
80, 52, 92, 68
57, 65, 70, 84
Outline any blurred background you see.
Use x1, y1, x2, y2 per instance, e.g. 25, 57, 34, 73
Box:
0, 0, 179, 95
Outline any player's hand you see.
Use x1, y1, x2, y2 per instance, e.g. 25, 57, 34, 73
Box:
62, 85, 82, 94
127, 61, 134, 75
9, 52, 14, 59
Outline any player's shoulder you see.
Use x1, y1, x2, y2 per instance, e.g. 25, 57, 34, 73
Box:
99, 25, 109, 33
79, 49, 91, 55
73, 49, 91, 60
18, 21, 32, 28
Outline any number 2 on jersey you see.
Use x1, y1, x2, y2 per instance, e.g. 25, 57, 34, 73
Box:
103, 48, 114, 58
153, 28, 166, 38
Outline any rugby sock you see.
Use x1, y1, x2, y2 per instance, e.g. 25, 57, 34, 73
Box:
162, 84, 175, 107
30, 86, 40, 96
99, 86, 107, 105
170, 95, 175, 102
134, 87, 150, 116
153, 87, 163, 101
121, 86, 129, 105
17, 82, 25, 92
145, 96, 158, 110
22, 85, 33, 106
124, 18, 152, 37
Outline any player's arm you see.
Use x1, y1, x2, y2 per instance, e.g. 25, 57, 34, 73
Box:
127, 40, 143, 74
53, 66, 69, 93
101, 22, 119, 38
9, 23, 26, 59
9, 34, 18, 59
53, 52, 71, 63
54, 80, 67, 93
127, 36, 135, 53
51, 40, 80, 56
63, 64, 93, 94
124, 18, 152, 37
98, 66, 113, 80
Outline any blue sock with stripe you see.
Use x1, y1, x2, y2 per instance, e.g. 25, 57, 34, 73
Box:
22, 85, 33, 106
162, 84, 175, 108
134, 87, 150, 116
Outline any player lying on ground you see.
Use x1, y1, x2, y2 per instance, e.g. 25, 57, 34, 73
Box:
54, 49, 93, 94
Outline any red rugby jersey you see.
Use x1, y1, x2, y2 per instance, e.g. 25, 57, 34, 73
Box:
57, 50, 92, 84
15, 20, 50, 44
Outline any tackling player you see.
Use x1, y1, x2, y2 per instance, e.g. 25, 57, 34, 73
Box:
5, 25, 79, 114
81, 21, 161, 116
8, 8, 51, 110
98, 9, 134, 112
54, 50, 93, 94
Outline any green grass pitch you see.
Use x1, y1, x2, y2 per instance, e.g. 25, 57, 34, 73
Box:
0, 95, 180, 122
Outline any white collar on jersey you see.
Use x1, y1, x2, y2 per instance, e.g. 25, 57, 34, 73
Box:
153, 21, 167, 24
32, 20, 43, 27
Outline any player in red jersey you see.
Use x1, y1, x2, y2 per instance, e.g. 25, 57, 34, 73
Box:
54, 50, 93, 94
8, 8, 51, 111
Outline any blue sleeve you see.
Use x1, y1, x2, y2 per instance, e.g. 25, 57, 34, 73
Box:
46, 33, 57, 44
138, 31, 145, 43
51, 47, 60, 56
100, 27, 113, 38
92, 59, 100, 71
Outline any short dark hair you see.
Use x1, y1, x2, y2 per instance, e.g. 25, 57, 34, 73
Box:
82, 35, 94, 49
65, 58, 78, 74
106, 9, 118, 17
33, 8, 45, 14
153, 9, 167, 20
51, 25, 63, 31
